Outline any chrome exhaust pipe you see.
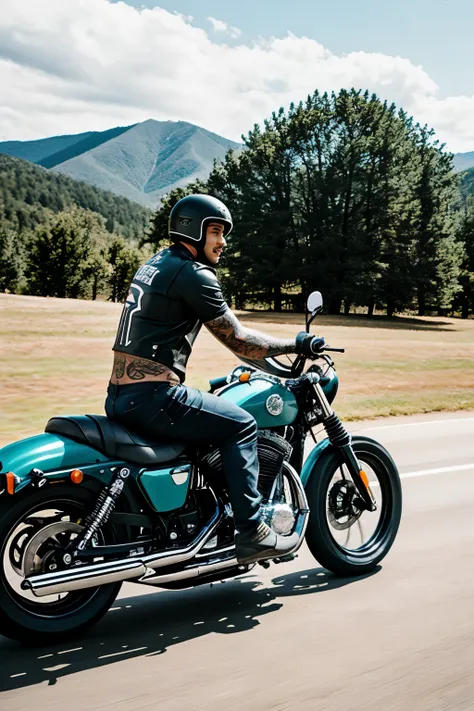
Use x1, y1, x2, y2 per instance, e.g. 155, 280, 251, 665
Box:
139, 556, 241, 586
24, 469, 308, 599
22, 558, 148, 597
24, 506, 223, 598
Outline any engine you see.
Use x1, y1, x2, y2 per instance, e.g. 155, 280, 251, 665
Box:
201, 429, 293, 500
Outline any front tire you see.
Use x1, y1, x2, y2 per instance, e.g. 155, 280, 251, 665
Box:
0, 484, 122, 645
305, 436, 402, 576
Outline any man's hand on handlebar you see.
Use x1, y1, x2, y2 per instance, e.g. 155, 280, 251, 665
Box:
295, 331, 326, 357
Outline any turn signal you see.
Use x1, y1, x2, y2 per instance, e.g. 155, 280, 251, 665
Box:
239, 372, 251, 382
5, 472, 16, 495
70, 469, 84, 484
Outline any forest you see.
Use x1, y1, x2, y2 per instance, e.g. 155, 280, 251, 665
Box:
2, 88, 474, 316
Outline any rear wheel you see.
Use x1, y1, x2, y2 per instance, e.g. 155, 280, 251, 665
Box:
0, 485, 122, 645
305, 437, 402, 576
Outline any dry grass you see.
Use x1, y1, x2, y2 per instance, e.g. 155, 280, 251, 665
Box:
1, 293, 474, 447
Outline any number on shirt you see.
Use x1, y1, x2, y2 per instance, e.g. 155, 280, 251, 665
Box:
117, 284, 144, 347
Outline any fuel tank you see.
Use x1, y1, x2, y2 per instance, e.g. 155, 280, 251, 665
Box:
218, 375, 298, 428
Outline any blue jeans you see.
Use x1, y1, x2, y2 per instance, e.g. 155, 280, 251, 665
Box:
105, 382, 262, 534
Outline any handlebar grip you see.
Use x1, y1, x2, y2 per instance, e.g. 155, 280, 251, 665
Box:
209, 375, 228, 393
324, 347, 345, 353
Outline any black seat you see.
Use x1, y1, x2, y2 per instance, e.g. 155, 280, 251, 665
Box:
45, 415, 187, 466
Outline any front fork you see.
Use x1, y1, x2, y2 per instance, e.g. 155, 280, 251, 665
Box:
313, 383, 377, 512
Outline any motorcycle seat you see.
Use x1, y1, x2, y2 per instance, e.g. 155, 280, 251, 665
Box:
45, 415, 187, 466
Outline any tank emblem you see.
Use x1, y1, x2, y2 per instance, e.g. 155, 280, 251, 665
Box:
265, 394, 284, 416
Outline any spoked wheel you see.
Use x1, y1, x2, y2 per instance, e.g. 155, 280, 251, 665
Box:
0, 485, 122, 645
305, 437, 402, 576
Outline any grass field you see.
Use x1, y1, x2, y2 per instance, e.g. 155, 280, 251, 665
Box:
1, 293, 474, 447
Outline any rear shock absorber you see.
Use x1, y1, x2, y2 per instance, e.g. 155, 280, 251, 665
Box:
63, 467, 131, 565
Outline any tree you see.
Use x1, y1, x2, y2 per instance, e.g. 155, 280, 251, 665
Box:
107, 237, 149, 302
412, 127, 461, 315
453, 201, 474, 317
0, 226, 26, 293
27, 208, 112, 298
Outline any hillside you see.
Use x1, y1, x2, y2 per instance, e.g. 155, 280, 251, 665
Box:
454, 151, 474, 172
460, 166, 474, 200
0, 120, 240, 207
0, 154, 150, 240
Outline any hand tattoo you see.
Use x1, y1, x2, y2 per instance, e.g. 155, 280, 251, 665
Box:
205, 309, 296, 360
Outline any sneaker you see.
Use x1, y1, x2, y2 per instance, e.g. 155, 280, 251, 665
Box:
235, 521, 299, 565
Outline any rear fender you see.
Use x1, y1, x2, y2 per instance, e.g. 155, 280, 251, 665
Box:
0, 432, 124, 497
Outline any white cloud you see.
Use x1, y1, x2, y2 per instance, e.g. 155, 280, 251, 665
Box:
0, 0, 473, 152
208, 16, 242, 39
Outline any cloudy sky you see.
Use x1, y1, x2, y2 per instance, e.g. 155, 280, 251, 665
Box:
1, 0, 474, 152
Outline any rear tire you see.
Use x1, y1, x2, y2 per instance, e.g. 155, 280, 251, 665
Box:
0, 484, 122, 645
305, 436, 402, 576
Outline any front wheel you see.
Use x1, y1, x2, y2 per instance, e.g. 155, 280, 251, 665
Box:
305, 436, 402, 576
0, 484, 122, 645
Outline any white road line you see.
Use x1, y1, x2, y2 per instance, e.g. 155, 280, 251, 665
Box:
360, 416, 474, 432
399, 462, 474, 479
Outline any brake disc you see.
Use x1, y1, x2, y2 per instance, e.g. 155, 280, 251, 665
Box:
327, 479, 363, 531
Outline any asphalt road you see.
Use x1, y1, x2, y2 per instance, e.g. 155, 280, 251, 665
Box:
2, 411, 474, 710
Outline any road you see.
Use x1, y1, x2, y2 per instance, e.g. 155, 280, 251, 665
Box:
2, 411, 474, 710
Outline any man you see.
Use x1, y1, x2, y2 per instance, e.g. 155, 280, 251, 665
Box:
105, 194, 321, 564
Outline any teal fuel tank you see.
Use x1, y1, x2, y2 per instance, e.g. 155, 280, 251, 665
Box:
218, 376, 298, 428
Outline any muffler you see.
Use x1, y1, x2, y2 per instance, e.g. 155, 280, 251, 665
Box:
139, 556, 240, 586
22, 558, 148, 597
23, 506, 222, 598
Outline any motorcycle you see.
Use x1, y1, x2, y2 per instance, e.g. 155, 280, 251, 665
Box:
0, 291, 402, 644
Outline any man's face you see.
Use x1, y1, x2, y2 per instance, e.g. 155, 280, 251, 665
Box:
203, 222, 226, 265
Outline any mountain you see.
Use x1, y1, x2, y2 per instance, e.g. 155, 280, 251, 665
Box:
453, 151, 474, 172
460, 166, 474, 200
0, 154, 150, 240
0, 120, 240, 207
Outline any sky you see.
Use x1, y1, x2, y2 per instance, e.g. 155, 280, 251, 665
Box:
1, 0, 474, 152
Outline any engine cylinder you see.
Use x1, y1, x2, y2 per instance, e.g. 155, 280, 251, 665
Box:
201, 430, 293, 500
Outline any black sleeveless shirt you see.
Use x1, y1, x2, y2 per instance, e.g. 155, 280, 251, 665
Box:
113, 244, 228, 382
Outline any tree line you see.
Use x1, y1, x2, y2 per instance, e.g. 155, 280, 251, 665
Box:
149, 89, 474, 317
2, 89, 474, 316
0, 206, 150, 301
0, 154, 151, 301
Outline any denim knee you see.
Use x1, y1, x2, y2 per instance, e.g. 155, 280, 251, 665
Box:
236, 414, 258, 447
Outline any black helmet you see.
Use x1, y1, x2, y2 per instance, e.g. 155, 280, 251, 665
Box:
169, 194, 233, 245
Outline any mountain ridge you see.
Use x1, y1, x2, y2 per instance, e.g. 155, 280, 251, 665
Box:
0, 120, 240, 207
454, 151, 474, 172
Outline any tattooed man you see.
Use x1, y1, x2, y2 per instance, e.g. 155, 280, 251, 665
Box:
106, 194, 320, 564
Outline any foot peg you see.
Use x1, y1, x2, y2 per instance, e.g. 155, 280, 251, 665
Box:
273, 553, 298, 564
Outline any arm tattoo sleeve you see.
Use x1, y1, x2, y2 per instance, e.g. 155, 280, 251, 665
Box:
205, 309, 297, 360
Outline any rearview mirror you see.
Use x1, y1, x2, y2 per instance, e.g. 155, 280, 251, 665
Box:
307, 291, 323, 313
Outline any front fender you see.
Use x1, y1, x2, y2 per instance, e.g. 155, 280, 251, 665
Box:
300, 437, 333, 488
301, 435, 382, 488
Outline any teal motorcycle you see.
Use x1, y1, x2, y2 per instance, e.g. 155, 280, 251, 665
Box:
0, 292, 402, 644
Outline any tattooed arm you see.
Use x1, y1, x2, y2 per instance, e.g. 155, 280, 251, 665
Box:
205, 309, 297, 360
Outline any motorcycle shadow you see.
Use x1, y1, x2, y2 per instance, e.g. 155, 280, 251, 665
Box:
0, 565, 380, 692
